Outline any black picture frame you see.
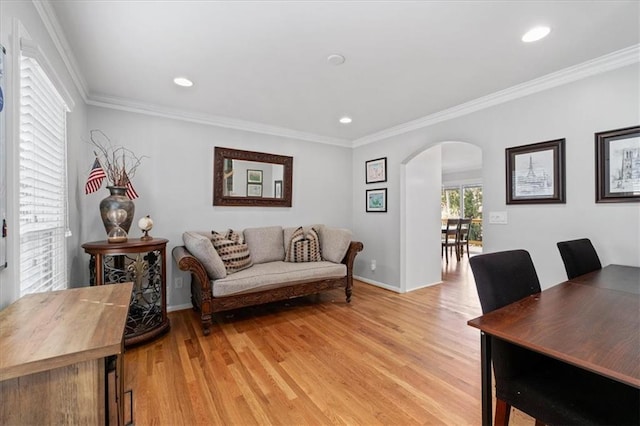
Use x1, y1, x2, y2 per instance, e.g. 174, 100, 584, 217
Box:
595, 125, 640, 203
505, 139, 565, 204
366, 188, 387, 212
365, 157, 387, 184
246, 183, 262, 197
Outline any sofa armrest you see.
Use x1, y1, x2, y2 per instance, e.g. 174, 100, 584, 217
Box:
341, 241, 364, 270
172, 245, 212, 297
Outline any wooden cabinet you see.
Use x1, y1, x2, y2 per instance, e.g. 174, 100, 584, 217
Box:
0, 284, 132, 425
82, 238, 170, 346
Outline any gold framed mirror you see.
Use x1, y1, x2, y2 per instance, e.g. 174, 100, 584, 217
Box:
213, 147, 293, 207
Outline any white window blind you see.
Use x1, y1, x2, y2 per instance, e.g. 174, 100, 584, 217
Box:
19, 53, 69, 296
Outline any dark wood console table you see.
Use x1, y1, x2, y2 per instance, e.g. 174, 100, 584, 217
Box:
82, 238, 170, 346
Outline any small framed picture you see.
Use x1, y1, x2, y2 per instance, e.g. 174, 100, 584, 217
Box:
366, 188, 387, 212
365, 157, 387, 184
274, 180, 283, 198
247, 183, 262, 197
595, 125, 640, 203
247, 169, 263, 184
506, 139, 565, 204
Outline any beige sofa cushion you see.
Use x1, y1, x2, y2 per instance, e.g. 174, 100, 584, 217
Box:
320, 227, 352, 263
243, 226, 285, 264
212, 261, 347, 297
182, 232, 226, 279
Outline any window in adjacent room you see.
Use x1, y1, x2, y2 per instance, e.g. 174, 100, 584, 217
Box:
18, 53, 69, 296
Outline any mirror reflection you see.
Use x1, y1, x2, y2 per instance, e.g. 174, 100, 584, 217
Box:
223, 160, 285, 198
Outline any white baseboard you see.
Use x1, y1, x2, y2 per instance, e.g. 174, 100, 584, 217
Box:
354, 275, 403, 293
167, 303, 193, 313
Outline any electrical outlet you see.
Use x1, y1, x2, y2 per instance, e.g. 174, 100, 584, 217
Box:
175, 277, 183, 289
489, 211, 508, 224
371, 259, 376, 271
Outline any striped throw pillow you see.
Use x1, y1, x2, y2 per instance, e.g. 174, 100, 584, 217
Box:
211, 229, 253, 274
285, 226, 322, 263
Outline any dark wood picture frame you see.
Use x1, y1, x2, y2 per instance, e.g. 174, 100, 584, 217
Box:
213, 147, 293, 207
366, 188, 387, 212
365, 157, 387, 184
506, 139, 565, 204
595, 125, 640, 203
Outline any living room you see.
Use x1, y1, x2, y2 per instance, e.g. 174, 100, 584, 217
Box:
0, 1, 638, 424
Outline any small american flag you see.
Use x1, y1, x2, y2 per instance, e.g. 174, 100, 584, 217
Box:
123, 171, 139, 200
85, 158, 106, 194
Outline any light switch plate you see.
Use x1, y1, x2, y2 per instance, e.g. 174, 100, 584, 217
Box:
489, 211, 508, 224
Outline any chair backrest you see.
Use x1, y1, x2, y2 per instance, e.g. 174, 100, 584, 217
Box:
469, 250, 543, 382
445, 218, 458, 238
457, 218, 472, 242
469, 249, 541, 314
556, 238, 602, 279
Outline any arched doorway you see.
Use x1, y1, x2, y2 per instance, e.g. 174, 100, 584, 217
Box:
401, 141, 482, 292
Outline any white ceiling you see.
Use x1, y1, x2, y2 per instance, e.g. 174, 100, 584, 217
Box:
48, 1, 639, 146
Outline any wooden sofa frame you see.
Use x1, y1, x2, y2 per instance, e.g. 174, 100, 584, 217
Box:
172, 241, 364, 335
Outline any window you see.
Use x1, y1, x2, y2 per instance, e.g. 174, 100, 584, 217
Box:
19, 53, 69, 296
442, 184, 483, 244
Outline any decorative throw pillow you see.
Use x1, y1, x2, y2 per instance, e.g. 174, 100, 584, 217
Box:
211, 229, 253, 274
285, 226, 322, 263
182, 232, 227, 279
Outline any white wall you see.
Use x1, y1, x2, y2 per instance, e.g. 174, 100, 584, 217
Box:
402, 145, 442, 291
353, 63, 640, 290
0, 1, 87, 309
84, 106, 353, 308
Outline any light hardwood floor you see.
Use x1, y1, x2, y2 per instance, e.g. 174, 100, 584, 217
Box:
125, 256, 534, 425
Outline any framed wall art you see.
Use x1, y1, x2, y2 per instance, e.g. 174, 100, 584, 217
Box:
595, 125, 640, 203
366, 188, 387, 212
505, 138, 565, 204
247, 183, 263, 197
365, 157, 387, 184
247, 169, 263, 184
274, 180, 283, 198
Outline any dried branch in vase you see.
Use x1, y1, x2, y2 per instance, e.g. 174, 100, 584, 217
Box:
89, 129, 146, 186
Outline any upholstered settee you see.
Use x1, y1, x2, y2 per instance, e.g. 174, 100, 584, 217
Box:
172, 225, 363, 335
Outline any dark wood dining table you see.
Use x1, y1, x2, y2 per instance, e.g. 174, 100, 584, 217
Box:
467, 264, 640, 426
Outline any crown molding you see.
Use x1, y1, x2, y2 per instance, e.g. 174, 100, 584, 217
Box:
352, 44, 640, 148
33, 1, 89, 103
87, 95, 352, 147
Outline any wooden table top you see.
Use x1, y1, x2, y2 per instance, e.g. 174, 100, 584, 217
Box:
468, 265, 640, 388
0, 283, 132, 381
569, 264, 640, 294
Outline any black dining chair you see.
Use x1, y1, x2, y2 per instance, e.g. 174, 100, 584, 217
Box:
470, 250, 639, 426
556, 238, 602, 279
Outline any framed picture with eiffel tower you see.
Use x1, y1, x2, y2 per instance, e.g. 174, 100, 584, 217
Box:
506, 138, 565, 204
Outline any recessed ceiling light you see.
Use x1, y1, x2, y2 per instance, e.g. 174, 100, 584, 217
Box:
339, 116, 352, 124
173, 77, 193, 87
327, 54, 346, 66
522, 26, 551, 43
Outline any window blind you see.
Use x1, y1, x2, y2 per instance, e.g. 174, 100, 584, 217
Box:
19, 54, 69, 296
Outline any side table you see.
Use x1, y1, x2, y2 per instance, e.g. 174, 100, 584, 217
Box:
82, 238, 170, 346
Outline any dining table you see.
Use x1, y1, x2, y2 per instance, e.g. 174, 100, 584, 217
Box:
467, 264, 640, 426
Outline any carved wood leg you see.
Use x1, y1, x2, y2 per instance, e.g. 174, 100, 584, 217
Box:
201, 314, 212, 336
494, 399, 510, 426
345, 287, 352, 303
